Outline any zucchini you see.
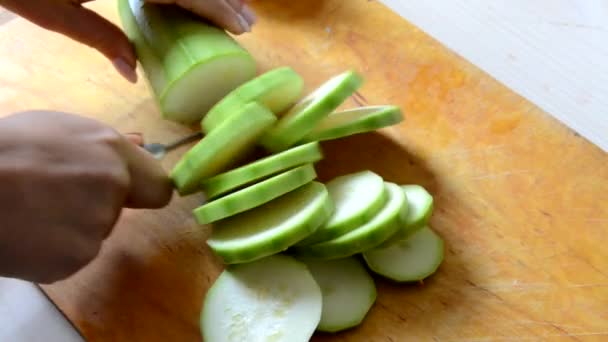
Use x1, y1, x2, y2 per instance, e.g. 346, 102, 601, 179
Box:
292, 182, 406, 260
207, 182, 333, 264
193, 164, 317, 224
301, 105, 403, 142
200, 142, 322, 200
296, 170, 389, 246
170, 102, 276, 195
118, 0, 257, 124
302, 257, 376, 333
201, 255, 322, 342
201, 67, 304, 132
259, 70, 363, 152
363, 226, 444, 282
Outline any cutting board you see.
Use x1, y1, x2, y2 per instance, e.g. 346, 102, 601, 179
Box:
1, 0, 607, 340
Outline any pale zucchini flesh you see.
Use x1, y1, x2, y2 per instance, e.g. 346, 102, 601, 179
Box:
200, 142, 323, 200
296, 170, 389, 246
160, 54, 256, 124
201, 254, 322, 342
363, 226, 444, 282
118, 0, 166, 90
207, 182, 333, 264
292, 182, 406, 260
400, 185, 434, 228
301, 105, 403, 142
302, 257, 377, 333
202, 67, 304, 132
380, 184, 434, 246
170, 102, 276, 195
260, 70, 364, 152
120, 0, 257, 124
193, 164, 317, 224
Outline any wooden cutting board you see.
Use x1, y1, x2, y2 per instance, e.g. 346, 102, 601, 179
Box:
1, 0, 607, 340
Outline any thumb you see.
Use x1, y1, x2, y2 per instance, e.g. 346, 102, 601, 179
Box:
1, 1, 138, 83
123, 132, 144, 146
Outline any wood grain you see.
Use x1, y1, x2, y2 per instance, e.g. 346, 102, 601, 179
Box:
0, 0, 606, 341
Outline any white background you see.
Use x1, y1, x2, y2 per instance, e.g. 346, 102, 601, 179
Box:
383, 0, 607, 152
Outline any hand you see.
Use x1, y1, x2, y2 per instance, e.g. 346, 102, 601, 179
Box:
0, 111, 173, 284
0, 0, 256, 83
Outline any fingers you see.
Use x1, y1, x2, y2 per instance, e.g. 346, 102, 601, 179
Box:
1, 0, 137, 83
117, 136, 173, 209
239, 3, 257, 26
225, 0, 255, 24
181, 0, 248, 34
124, 132, 144, 146
56, 4, 138, 83
147, 0, 256, 34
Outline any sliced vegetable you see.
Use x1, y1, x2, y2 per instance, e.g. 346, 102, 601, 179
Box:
302, 257, 376, 333
363, 226, 444, 282
379, 184, 434, 247
200, 142, 323, 200
260, 70, 364, 152
201, 254, 322, 342
170, 102, 276, 195
292, 182, 406, 260
207, 182, 333, 264
301, 105, 403, 142
202, 67, 304, 132
117, 0, 166, 91
296, 170, 389, 246
119, 0, 257, 124
400, 185, 434, 227
194, 164, 317, 224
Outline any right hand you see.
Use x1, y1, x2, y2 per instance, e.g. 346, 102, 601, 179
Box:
0, 111, 173, 284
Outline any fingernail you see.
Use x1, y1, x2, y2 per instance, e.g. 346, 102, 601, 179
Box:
112, 58, 138, 83
241, 5, 257, 25
237, 14, 250, 33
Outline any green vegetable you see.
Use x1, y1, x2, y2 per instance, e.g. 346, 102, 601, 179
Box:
301, 105, 403, 142
363, 226, 444, 282
201, 67, 304, 132
193, 164, 317, 224
302, 257, 376, 333
379, 184, 434, 247
207, 182, 333, 264
170, 102, 276, 196
259, 70, 363, 152
200, 254, 322, 342
118, 0, 256, 124
292, 182, 406, 260
200, 142, 323, 200
296, 170, 389, 246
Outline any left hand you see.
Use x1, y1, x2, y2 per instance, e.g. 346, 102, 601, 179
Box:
0, 0, 256, 83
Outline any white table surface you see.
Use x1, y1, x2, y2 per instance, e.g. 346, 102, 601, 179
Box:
1, 1, 607, 341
